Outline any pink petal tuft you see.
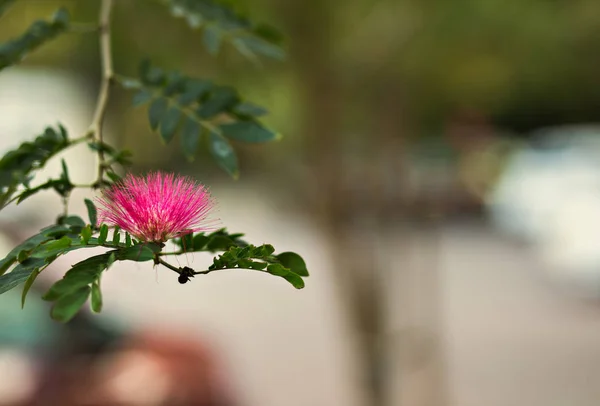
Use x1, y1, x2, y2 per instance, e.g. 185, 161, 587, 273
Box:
95, 172, 217, 242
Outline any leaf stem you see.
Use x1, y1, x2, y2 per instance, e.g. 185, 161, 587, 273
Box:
89, 0, 115, 186
156, 258, 181, 274
155, 258, 267, 277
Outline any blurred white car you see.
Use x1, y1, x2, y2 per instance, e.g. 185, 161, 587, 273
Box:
487, 125, 600, 297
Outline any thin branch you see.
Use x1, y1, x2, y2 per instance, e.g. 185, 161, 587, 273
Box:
89, 0, 115, 186
157, 258, 182, 274
156, 257, 260, 277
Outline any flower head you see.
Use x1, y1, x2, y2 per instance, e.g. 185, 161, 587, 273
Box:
96, 172, 216, 242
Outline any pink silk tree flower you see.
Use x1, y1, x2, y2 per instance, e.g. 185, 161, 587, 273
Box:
95, 172, 216, 243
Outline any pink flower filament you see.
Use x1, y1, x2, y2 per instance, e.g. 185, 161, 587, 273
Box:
96, 172, 216, 242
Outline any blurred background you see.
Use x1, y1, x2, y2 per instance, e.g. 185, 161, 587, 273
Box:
3, 0, 600, 405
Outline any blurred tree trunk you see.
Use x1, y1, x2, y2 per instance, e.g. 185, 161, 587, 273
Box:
274, 1, 448, 405
275, 1, 387, 405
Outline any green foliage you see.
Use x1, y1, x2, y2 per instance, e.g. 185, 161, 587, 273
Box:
173, 229, 308, 288
50, 286, 91, 322
0, 0, 308, 323
84, 199, 98, 228
161, 0, 285, 61
87, 141, 133, 168
0, 7, 70, 71
208, 130, 239, 177
0, 224, 69, 276
275, 252, 309, 277
40, 241, 162, 321
0, 125, 71, 209
0, 214, 168, 320
16, 158, 75, 205
173, 228, 248, 252
98, 224, 109, 244
118, 60, 280, 177
0, 258, 45, 295
91, 281, 102, 312
208, 244, 307, 289
114, 244, 159, 261
0, 219, 309, 320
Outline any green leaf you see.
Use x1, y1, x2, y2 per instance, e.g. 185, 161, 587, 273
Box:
247, 261, 268, 270
267, 264, 305, 289
0, 268, 32, 295
177, 79, 212, 105
235, 36, 285, 60
112, 229, 121, 245
197, 86, 238, 118
91, 281, 102, 313
21, 268, 41, 308
63, 254, 110, 278
84, 199, 97, 227
180, 116, 201, 161
0, 7, 70, 72
0, 258, 44, 295
148, 97, 168, 130
87, 142, 131, 168
205, 235, 236, 251
15, 177, 73, 204
41, 224, 71, 238
192, 234, 209, 250
98, 224, 109, 244
119, 61, 278, 174
163, 71, 186, 96
277, 252, 309, 277
132, 89, 154, 106
60, 158, 69, 181
17, 250, 28, 263
81, 225, 92, 245
209, 131, 239, 178
51, 286, 91, 323
0, 225, 75, 277
87, 141, 116, 154
233, 102, 268, 117
159, 106, 181, 144
30, 236, 72, 259
58, 215, 86, 228
110, 150, 133, 166
231, 38, 259, 65
42, 272, 96, 302
105, 170, 122, 183
203, 24, 221, 54
0, 235, 47, 275
115, 244, 156, 262
107, 252, 116, 268
220, 121, 279, 143
203, 243, 306, 289
162, 0, 285, 62
0, 125, 70, 208
125, 233, 132, 247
